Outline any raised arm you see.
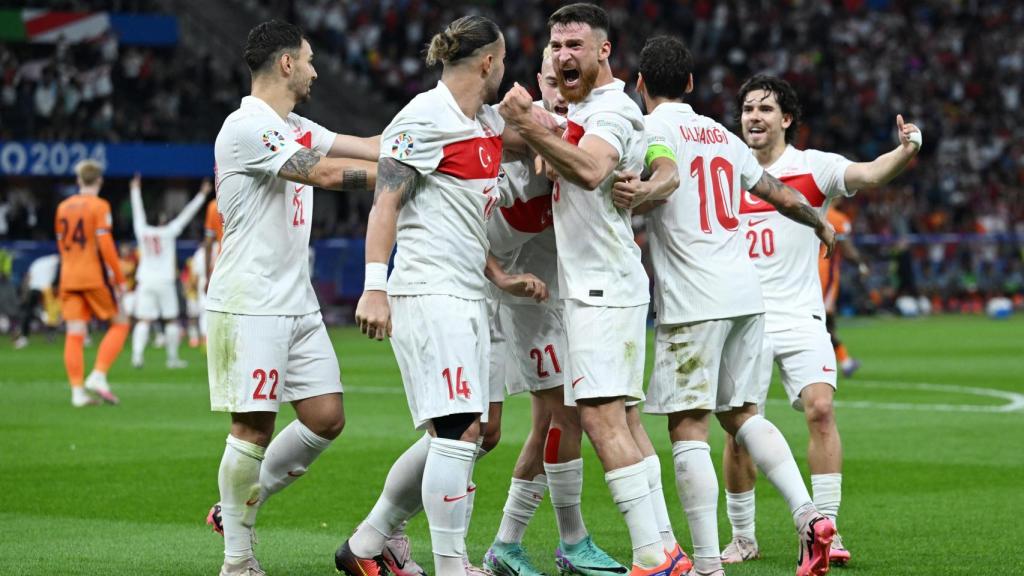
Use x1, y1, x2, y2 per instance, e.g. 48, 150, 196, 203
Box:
750, 172, 836, 257
843, 114, 922, 190
329, 134, 381, 162
167, 179, 212, 237
129, 173, 147, 236
353, 157, 417, 340
277, 148, 377, 192
500, 83, 617, 190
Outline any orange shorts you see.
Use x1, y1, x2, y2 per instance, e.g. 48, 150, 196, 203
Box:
62, 287, 119, 322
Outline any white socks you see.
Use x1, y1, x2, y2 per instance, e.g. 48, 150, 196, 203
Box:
496, 476, 548, 544
165, 321, 182, 363
812, 473, 842, 528
351, 433, 431, 558
545, 458, 588, 545
131, 321, 149, 364
219, 435, 265, 561
644, 454, 678, 550
422, 438, 477, 576
259, 420, 332, 503
735, 415, 813, 527
726, 489, 756, 541
672, 441, 720, 573
606, 461, 665, 569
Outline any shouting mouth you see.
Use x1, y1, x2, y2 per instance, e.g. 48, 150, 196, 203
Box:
561, 67, 581, 88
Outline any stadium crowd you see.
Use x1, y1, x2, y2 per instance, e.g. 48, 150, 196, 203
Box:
1, 0, 1022, 315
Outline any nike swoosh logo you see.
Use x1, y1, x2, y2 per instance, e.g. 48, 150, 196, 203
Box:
822, 366, 836, 373
571, 376, 585, 388
483, 185, 495, 195
287, 470, 305, 477
443, 493, 468, 503
294, 185, 305, 193
748, 218, 768, 227
467, 485, 477, 493
245, 496, 260, 506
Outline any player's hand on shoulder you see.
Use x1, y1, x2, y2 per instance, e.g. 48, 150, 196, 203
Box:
896, 114, 922, 153
818, 220, 837, 258
497, 272, 549, 303
612, 170, 643, 210
355, 290, 391, 341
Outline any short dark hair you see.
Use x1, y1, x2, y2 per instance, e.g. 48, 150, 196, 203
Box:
548, 2, 609, 35
639, 36, 694, 101
736, 74, 802, 143
425, 15, 501, 66
244, 20, 305, 74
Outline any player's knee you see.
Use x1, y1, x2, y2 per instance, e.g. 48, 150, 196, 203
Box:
804, 396, 835, 429
433, 412, 479, 441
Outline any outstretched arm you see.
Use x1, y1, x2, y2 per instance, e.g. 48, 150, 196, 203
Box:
329, 134, 381, 162
844, 114, 922, 190
354, 157, 417, 341
167, 179, 212, 237
129, 173, 147, 236
750, 172, 836, 257
277, 148, 377, 192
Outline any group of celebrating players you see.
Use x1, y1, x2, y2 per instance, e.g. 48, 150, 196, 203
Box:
51, 4, 923, 576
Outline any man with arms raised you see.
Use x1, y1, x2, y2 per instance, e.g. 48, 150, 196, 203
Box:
614, 37, 837, 576
720, 74, 921, 567
206, 19, 377, 576
500, 5, 686, 576
129, 174, 211, 369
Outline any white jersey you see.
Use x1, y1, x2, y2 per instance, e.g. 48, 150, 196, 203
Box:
131, 186, 206, 286
644, 103, 766, 324
555, 80, 648, 307
208, 95, 336, 316
384, 81, 504, 300
26, 254, 59, 291
739, 144, 854, 331
487, 148, 558, 304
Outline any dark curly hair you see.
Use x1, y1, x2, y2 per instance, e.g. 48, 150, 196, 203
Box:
736, 74, 802, 143
244, 20, 305, 75
639, 36, 694, 101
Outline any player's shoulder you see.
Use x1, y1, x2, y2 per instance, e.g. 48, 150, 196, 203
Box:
800, 146, 851, 168
578, 82, 642, 123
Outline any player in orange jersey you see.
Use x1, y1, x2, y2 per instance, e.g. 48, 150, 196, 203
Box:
55, 160, 130, 407
819, 205, 869, 378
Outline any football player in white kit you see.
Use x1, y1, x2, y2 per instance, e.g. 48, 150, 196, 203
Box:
205, 20, 378, 576
719, 74, 922, 567
336, 16, 553, 576
613, 37, 837, 576
499, 6, 688, 576
128, 173, 210, 368
482, 50, 628, 576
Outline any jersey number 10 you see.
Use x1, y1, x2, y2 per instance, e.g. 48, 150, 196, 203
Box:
690, 156, 739, 234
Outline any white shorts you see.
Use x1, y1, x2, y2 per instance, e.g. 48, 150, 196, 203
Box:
755, 319, 838, 411
135, 282, 179, 320
207, 310, 342, 413
121, 291, 136, 318
390, 294, 490, 429
562, 300, 646, 406
503, 301, 567, 397
488, 297, 509, 404
645, 314, 764, 414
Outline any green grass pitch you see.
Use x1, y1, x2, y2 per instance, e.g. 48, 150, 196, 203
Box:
0, 315, 1021, 575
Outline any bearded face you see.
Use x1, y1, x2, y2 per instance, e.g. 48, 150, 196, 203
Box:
550, 23, 603, 103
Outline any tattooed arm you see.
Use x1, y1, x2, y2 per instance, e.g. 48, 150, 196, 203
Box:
354, 157, 418, 340
750, 172, 836, 257
277, 148, 377, 192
